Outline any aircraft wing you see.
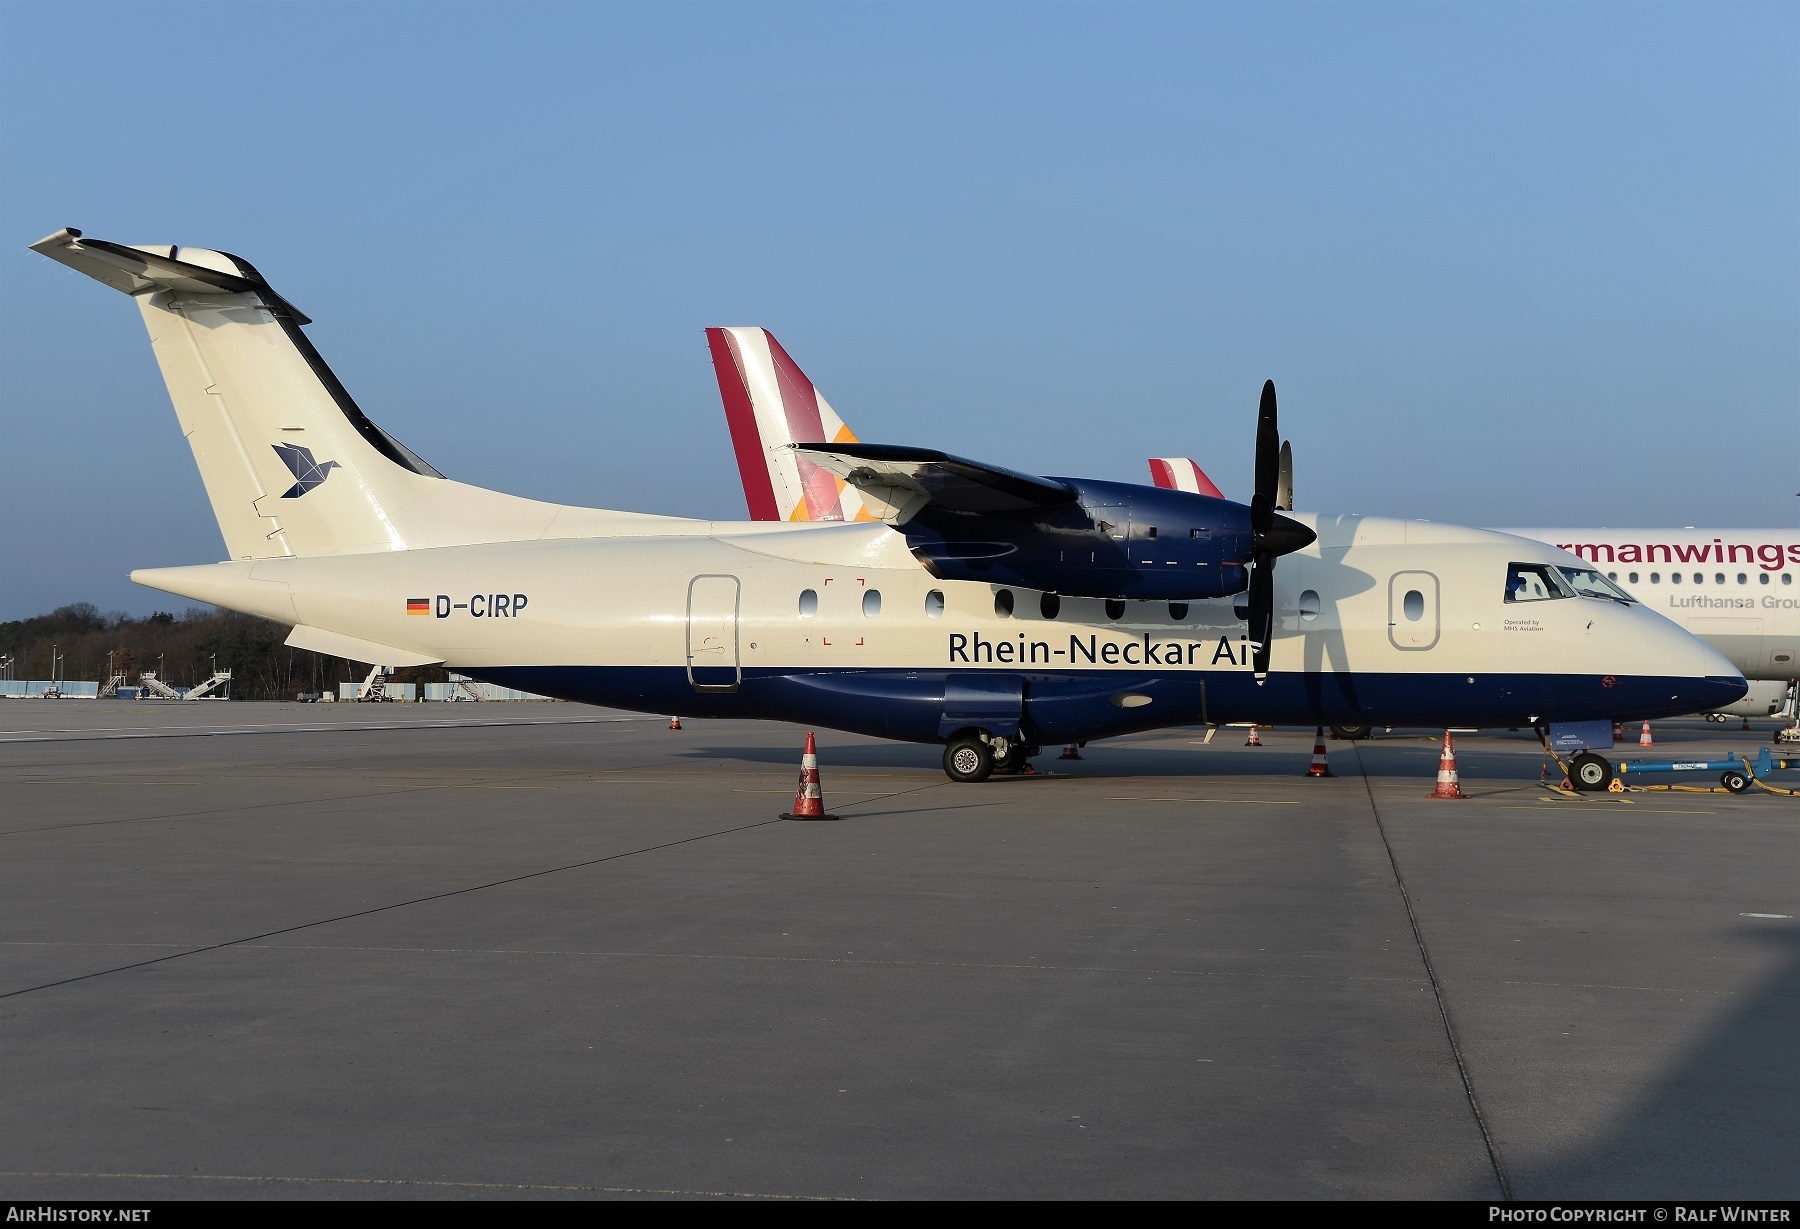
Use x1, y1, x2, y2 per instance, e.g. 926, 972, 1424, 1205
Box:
791, 443, 1076, 523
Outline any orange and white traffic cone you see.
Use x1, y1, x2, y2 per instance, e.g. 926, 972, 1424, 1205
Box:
1306, 726, 1334, 778
1060, 743, 1082, 760
1638, 720, 1653, 748
1613, 722, 1623, 741
1245, 726, 1263, 747
781, 732, 838, 821
1741, 715, 1751, 732
1426, 730, 1469, 799
668, 716, 683, 730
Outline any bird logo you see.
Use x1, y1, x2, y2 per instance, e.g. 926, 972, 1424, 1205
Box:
272, 443, 342, 498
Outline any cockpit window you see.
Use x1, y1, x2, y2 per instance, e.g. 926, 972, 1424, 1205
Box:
1556, 566, 1635, 604
1504, 563, 1568, 603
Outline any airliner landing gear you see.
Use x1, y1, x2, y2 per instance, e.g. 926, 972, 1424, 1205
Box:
991, 745, 1040, 776
1330, 724, 1372, 741
944, 736, 995, 783
1569, 752, 1614, 792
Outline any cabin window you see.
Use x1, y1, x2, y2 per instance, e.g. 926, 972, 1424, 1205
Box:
995, 589, 1015, 618
1629, 572, 1639, 584
1503, 563, 1568, 603
1671, 573, 1682, 585
1650, 572, 1661, 584
1105, 599, 1125, 621
1715, 573, 1725, 585
1402, 589, 1425, 621
863, 589, 882, 617
1607, 572, 1617, 581
925, 589, 945, 617
1737, 573, 1747, 585
1168, 602, 1189, 621
1299, 589, 1320, 620
1040, 592, 1061, 619
798, 589, 818, 618
1786, 574, 1794, 585
1759, 574, 1770, 585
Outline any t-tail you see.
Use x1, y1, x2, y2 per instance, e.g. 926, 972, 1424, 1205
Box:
705, 326, 874, 522
31, 228, 673, 562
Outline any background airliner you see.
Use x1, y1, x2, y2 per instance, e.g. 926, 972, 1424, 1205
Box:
29, 235, 1744, 786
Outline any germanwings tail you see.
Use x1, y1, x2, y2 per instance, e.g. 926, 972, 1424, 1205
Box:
1147, 458, 1226, 499
32, 228, 675, 561
706, 327, 874, 522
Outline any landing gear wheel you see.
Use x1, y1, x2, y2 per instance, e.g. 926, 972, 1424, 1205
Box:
944, 737, 995, 783
991, 747, 1027, 776
1569, 752, 1613, 792
1330, 724, 1372, 741
1720, 769, 1751, 794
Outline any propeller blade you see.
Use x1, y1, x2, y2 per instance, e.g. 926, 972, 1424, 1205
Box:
1276, 440, 1293, 512
1253, 380, 1279, 532
1248, 552, 1274, 680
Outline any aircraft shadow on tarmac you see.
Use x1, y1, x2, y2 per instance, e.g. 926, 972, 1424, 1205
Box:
1497, 925, 1800, 1200
676, 738, 1444, 778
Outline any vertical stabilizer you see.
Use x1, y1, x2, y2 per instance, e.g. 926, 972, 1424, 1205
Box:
706, 327, 873, 522
1148, 457, 1226, 499
32, 228, 446, 559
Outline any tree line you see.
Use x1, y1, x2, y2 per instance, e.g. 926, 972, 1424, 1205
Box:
0, 604, 449, 699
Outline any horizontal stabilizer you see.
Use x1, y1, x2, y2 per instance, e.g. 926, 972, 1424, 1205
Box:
792, 443, 1075, 522
285, 625, 445, 667
31, 228, 311, 321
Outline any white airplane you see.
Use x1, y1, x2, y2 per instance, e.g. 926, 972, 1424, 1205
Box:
29, 234, 1744, 788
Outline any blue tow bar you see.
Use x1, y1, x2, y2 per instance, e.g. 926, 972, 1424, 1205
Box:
1616, 748, 1797, 793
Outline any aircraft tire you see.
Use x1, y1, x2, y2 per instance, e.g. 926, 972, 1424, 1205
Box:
1569, 752, 1613, 792
944, 736, 995, 783
1330, 724, 1372, 741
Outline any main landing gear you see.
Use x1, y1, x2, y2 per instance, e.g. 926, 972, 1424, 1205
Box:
942, 733, 1041, 783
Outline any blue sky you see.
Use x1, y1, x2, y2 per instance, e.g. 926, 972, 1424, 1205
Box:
2, 1, 1795, 619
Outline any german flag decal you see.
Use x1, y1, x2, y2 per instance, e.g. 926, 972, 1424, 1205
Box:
406, 597, 431, 616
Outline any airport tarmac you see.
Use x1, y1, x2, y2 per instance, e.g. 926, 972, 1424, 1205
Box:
0, 701, 1794, 1201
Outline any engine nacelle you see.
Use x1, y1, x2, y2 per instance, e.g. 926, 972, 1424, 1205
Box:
901, 479, 1266, 600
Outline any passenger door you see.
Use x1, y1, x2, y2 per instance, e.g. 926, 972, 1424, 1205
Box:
686, 575, 741, 692
1388, 571, 1440, 651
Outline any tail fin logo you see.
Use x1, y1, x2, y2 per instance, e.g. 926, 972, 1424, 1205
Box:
272, 443, 341, 498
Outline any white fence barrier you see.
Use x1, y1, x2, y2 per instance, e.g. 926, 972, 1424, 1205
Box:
0, 680, 101, 698
421, 681, 553, 702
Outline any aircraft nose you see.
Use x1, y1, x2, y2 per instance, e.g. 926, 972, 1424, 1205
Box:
1660, 620, 1746, 713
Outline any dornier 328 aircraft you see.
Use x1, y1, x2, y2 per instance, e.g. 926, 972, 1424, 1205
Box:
31, 232, 1744, 784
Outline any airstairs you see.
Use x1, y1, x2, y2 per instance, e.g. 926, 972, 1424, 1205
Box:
182, 671, 232, 700
356, 664, 390, 702
449, 673, 485, 702
98, 672, 126, 698
136, 672, 182, 700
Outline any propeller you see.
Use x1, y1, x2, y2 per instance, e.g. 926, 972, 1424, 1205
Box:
1246, 381, 1315, 681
